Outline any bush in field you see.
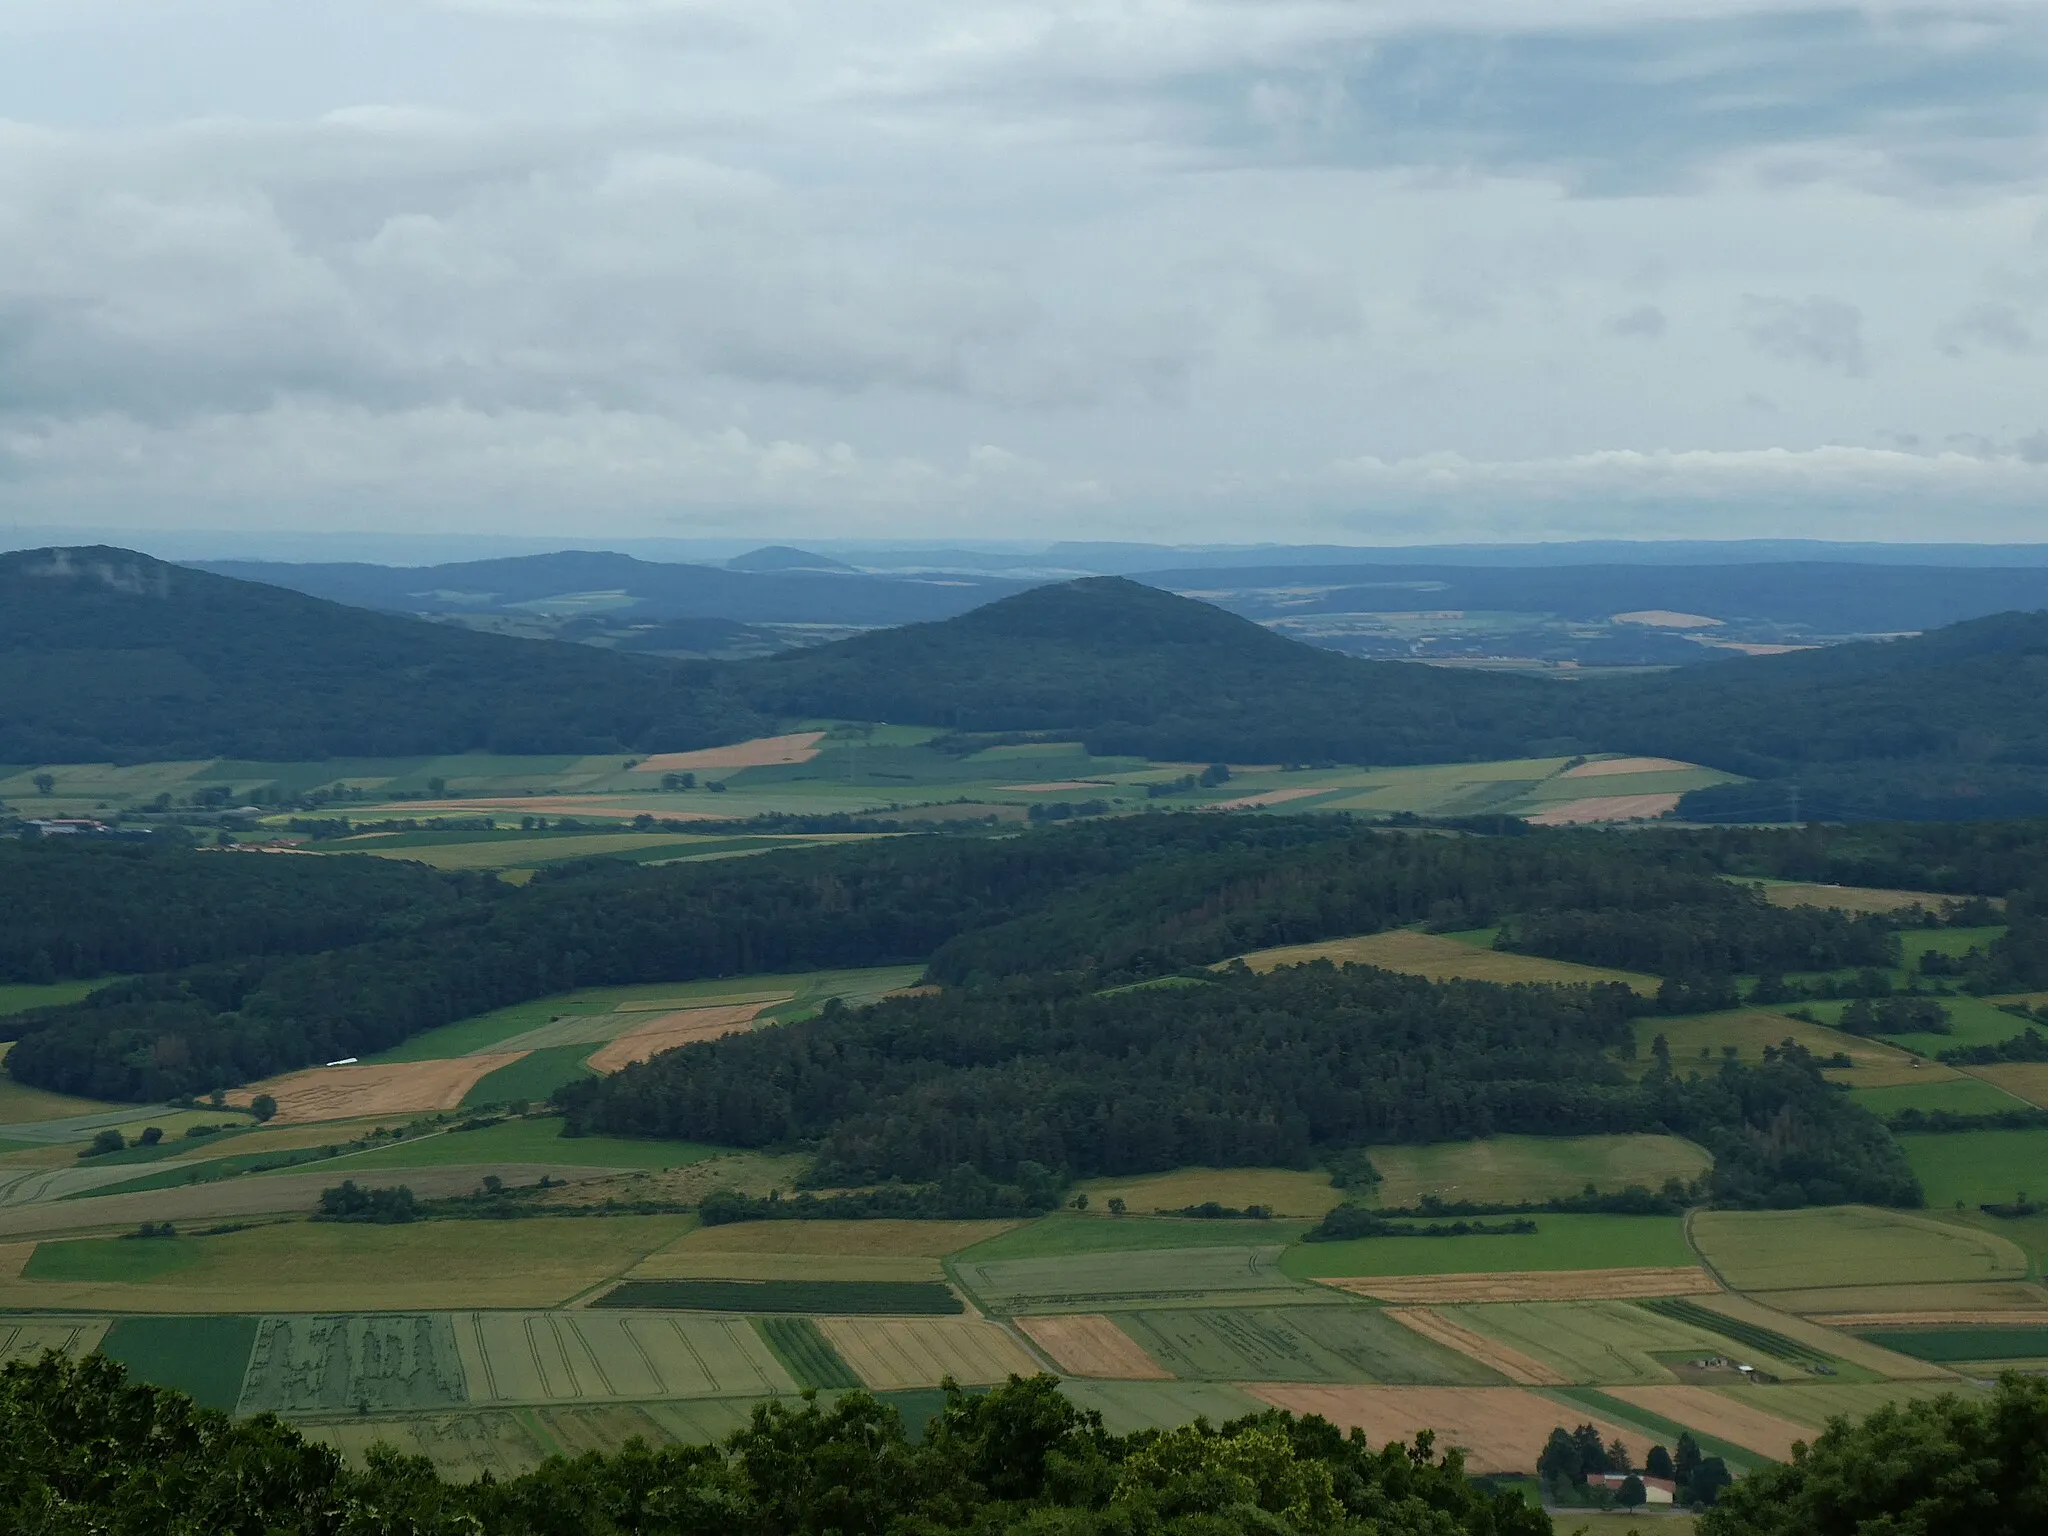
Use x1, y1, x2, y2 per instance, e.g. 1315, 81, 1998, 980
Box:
314, 1180, 418, 1223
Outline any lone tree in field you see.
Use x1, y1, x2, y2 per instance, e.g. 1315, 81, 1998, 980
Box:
250, 1094, 277, 1122
32, 772, 53, 795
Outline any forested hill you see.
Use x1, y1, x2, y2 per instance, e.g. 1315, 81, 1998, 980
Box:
1591, 612, 2048, 821
0, 547, 771, 762
746, 577, 1564, 763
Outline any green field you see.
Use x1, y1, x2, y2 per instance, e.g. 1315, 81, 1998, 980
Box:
22, 1237, 205, 1283
1807, 992, 2027, 1057
1901, 1129, 2048, 1210
241, 1313, 469, 1414
754, 1316, 861, 1389
0, 979, 109, 1020
954, 1245, 1318, 1315
1115, 1305, 1505, 1385
319, 1116, 717, 1173
1853, 1326, 2048, 1363
592, 1279, 964, 1314
1636, 1298, 1846, 1373
456, 1311, 793, 1403
952, 1214, 1312, 1264
1447, 1299, 1807, 1385
1365, 1135, 1712, 1208
1691, 1207, 2030, 1292
1279, 1215, 1693, 1279
1737, 1379, 1988, 1430
460, 1046, 600, 1107
99, 1315, 261, 1411
1852, 1077, 2034, 1117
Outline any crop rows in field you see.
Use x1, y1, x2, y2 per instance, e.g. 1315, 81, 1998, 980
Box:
455, 1312, 793, 1402
955, 1245, 1313, 1315
1853, 1326, 2048, 1363
1637, 1297, 1842, 1370
817, 1317, 1042, 1390
0, 1315, 106, 1363
240, 1314, 468, 1415
753, 1317, 861, 1389
592, 1278, 963, 1314
1113, 1306, 1505, 1386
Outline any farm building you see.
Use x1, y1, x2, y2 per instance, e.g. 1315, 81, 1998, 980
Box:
1585, 1472, 1676, 1504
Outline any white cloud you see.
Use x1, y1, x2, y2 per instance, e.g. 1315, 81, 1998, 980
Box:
0, 1, 2045, 541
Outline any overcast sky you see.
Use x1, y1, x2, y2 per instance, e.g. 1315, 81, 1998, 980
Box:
3, 0, 2046, 546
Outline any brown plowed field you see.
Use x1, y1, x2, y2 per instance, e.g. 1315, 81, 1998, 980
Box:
230, 1055, 528, 1123
1526, 794, 1681, 826
1245, 1385, 1636, 1476
1561, 757, 1699, 778
584, 1003, 775, 1074
632, 732, 826, 772
1384, 1308, 1565, 1386
1605, 1386, 1809, 1460
1332, 1267, 1716, 1304
1018, 1315, 1171, 1379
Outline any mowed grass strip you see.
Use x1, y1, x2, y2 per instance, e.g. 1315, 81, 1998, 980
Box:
1114, 1306, 1506, 1386
1691, 1207, 2029, 1293
1762, 1281, 2048, 1318
1852, 1326, 2048, 1363
1017, 1315, 1172, 1380
816, 1317, 1040, 1390
1281, 1214, 1694, 1280
591, 1278, 963, 1314
100, 1315, 260, 1411
753, 1317, 861, 1389
1365, 1135, 1712, 1209
1230, 929, 1658, 993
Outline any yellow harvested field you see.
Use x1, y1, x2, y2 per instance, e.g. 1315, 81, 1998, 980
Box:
1562, 757, 1701, 778
632, 732, 826, 772
1233, 929, 1657, 993
0, 1242, 35, 1279
0, 1315, 109, 1363
1605, 1387, 1810, 1461
1525, 794, 1681, 826
647, 1220, 1018, 1259
1072, 1166, 1342, 1218
1765, 1282, 2048, 1317
1385, 1308, 1565, 1386
1204, 787, 1330, 810
1246, 1385, 1637, 1476
229, 1055, 527, 1123
1331, 1268, 1716, 1304
584, 1003, 773, 1074
1975, 1063, 2048, 1108
1018, 1314, 1171, 1379
1759, 882, 1966, 914
818, 1318, 1042, 1390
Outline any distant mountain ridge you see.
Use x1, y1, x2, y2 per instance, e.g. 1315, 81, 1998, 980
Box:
7, 547, 2048, 819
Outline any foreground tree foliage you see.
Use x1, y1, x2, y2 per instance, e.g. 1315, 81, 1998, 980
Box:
1701, 1374, 2048, 1536
0, 1352, 1548, 1536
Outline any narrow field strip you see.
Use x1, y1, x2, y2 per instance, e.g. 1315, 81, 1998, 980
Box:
1824, 1309, 2048, 1326
1329, 1267, 1716, 1303
1017, 1315, 1171, 1380
231, 1055, 529, 1123
1604, 1385, 1813, 1461
1384, 1308, 1565, 1386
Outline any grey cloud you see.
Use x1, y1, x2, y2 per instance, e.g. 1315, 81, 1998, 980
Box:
1608, 304, 1666, 338
1739, 294, 1868, 376
1940, 301, 2037, 355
